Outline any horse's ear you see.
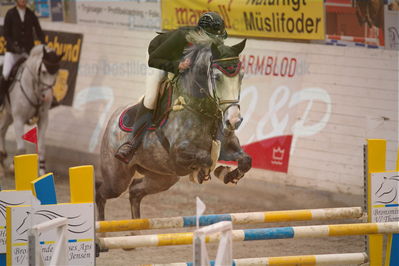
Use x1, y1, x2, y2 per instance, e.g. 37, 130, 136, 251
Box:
211, 43, 221, 60
231, 39, 247, 55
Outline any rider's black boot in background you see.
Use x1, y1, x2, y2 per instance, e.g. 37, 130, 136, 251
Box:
0, 76, 9, 107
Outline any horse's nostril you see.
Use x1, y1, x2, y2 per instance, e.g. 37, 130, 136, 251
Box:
235, 118, 243, 129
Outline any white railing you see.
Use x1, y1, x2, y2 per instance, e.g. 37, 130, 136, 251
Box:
193, 221, 233, 266
28, 217, 68, 266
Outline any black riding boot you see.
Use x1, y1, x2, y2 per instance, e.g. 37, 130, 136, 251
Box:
115, 102, 153, 164
0, 76, 9, 107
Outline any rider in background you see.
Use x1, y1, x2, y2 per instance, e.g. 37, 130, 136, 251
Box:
115, 11, 228, 164
0, 0, 45, 106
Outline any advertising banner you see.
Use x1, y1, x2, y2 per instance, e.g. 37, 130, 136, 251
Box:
34, 0, 50, 18
76, 0, 161, 31
385, 4, 399, 50
325, 0, 384, 47
161, 0, 325, 40
0, 191, 36, 253
0, 27, 83, 106
371, 171, 399, 223
50, 0, 64, 22
7, 203, 95, 265
231, 48, 321, 173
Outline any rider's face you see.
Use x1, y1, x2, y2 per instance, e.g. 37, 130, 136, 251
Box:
16, 0, 27, 8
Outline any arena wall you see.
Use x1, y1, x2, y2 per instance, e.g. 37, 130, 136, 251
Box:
2, 20, 398, 195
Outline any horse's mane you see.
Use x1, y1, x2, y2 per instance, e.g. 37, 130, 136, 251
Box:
180, 45, 213, 94
26, 45, 58, 72
25, 44, 45, 70
29, 44, 45, 58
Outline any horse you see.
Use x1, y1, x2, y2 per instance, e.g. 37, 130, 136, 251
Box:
0, 45, 62, 176
354, 0, 384, 28
96, 41, 252, 221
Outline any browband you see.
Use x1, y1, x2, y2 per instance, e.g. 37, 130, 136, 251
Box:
212, 56, 239, 63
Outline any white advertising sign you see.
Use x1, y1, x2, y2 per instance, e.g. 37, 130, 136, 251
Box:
76, 0, 161, 31
384, 5, 399, 50
371, 171, 399, 223
7, 203, 95, 265
0, 190, 36, 253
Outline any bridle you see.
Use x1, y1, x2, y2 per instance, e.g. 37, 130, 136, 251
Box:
19, 60, 57, 109
211, 56, 242, 121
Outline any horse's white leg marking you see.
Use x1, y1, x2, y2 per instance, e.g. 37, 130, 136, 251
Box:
37, 108, 49, 174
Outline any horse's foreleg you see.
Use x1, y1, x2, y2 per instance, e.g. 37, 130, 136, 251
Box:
223, 152, 252, 184
215, 129, 252, 184
128, 174, 180, 219
13, 118, 26, 155
0, 111, 12, 164
95, 180, 106, 221
37, 110, 49, 175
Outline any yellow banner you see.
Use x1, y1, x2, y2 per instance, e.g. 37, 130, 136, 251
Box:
161, 0, 325, 40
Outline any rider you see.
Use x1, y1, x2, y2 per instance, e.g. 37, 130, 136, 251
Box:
115, 11, 228, 164
0, 0, 45, 106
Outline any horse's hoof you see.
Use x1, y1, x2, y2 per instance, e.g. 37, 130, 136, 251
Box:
224, 169, 244, 184
214, 166, 231, 182
197, 169, 211, 184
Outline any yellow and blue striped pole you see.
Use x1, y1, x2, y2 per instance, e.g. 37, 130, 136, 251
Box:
96, 207, 363, 233
140, 252, 368, 266
98, 222, 399, 250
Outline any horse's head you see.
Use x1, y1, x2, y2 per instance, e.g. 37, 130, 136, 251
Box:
26, 45, 63, 103
211, 40, 246, 130
179, 40, 246, 130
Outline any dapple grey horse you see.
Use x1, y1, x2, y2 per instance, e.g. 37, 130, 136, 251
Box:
0, 45, 62, 176
96, 41, 252, 221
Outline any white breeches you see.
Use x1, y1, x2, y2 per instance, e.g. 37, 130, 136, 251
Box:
144, 67, 166, 110
2, 52, 25, 80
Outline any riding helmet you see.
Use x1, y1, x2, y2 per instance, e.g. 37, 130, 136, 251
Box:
197, 12, 227, 39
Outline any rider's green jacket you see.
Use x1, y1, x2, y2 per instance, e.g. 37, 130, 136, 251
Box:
148, 26, 197, 74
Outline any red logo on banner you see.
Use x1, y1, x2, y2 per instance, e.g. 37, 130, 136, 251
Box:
220, 135, 293, 173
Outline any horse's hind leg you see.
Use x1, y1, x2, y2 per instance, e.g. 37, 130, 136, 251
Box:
128, 174, 180, 219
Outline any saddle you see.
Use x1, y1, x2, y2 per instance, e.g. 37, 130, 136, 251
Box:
119, 77, 174, 133
5, 57, 26, 91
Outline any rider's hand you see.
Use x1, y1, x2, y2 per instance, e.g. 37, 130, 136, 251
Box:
178, 58, 191, 71
12, 42, 24, 54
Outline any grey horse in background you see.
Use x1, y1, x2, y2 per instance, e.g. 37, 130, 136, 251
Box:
0, 45, 62, 176
96, 41, 252, 221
